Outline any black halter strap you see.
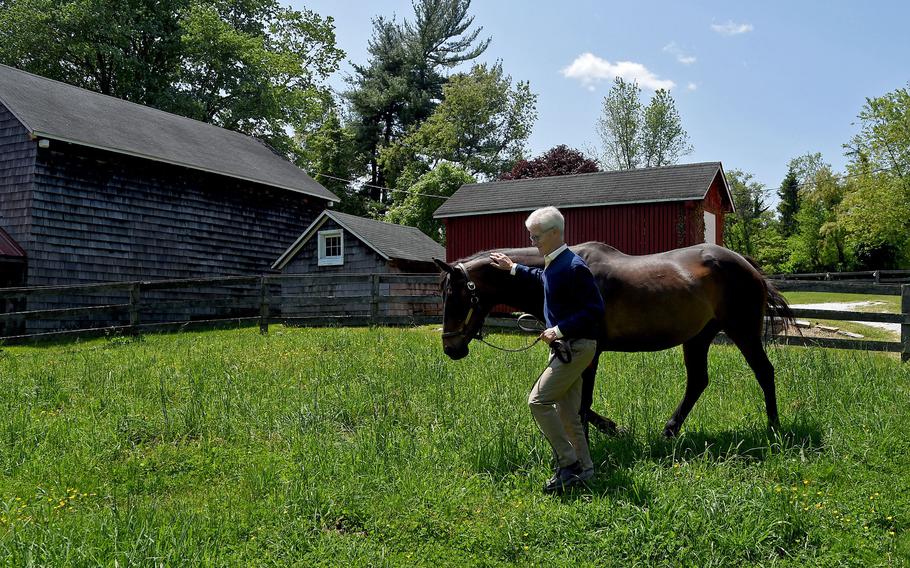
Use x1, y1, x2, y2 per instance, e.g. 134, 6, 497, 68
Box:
441, 262, 481, 340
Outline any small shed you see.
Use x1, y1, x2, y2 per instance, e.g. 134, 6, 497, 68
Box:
272, 210, 444, 319
433, 162, 734, 261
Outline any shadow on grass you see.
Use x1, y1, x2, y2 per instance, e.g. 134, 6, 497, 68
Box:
547, 420, 825, 503
590, 419, 825, 470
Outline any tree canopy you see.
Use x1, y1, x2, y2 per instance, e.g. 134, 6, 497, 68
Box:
0, 0, 344, 156
344, 0, 489, 197
596, 78, 691, 170
500, 145, 599, 180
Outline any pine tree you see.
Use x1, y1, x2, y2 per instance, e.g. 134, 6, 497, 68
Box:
777, 167, 800, 237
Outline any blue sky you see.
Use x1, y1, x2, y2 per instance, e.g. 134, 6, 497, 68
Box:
292, 1, 909, 195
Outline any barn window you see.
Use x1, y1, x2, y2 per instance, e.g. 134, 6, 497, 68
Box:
318, 230, 344, 266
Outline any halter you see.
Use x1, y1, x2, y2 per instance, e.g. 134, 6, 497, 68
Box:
441, 263, 480, 339
440, 264, 569, 361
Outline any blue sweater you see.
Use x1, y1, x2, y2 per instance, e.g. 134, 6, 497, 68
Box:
514, 248, 605, 340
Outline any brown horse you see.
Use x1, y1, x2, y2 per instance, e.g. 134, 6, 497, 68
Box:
435, 242, 793, 437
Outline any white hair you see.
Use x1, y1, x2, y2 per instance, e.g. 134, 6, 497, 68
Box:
525, 206, 564, 235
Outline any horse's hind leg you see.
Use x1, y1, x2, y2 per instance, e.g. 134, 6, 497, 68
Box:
580, 352, 620, 436
664, 323, 719, 437
728, 332, 780, 432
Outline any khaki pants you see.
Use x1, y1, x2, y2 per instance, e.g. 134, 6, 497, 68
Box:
528, 338, 597, 470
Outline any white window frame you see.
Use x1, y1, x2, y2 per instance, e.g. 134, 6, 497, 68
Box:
318, 229, 344, 266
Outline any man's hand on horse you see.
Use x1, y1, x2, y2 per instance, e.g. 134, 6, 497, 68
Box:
489, 252, 514, 271
538, 327, 559, 344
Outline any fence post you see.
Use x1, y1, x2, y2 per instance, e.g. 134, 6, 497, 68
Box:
259, 275, 269, 335
902, 284, 909, 363
129, 283, 141, 335
370, 274, 380, 325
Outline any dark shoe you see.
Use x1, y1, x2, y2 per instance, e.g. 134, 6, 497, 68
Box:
543, 461, 594, 494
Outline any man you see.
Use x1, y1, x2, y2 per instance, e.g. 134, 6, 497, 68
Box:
489, 206, 605, 494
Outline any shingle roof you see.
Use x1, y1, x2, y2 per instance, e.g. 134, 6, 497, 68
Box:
433, 162, 730, 218
272, 210, 445, 269
0, 64, 338, 202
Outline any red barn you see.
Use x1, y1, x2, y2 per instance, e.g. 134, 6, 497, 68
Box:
433, 162, 734, 261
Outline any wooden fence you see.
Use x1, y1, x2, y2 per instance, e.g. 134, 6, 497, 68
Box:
0, 273, 442, 343
0, 274, 908, 362
769, 280, 909, 362
769, 269, 910, 283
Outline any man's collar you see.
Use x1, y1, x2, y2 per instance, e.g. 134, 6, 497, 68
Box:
544, 244, 568, 267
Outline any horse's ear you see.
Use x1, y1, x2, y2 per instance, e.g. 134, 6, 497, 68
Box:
433, 258, 456, 275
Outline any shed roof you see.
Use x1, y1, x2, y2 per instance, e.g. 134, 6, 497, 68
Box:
0, 227, 25, 259
433, 162, 732, 219
0, 64, 338, 202
273, 210, 445, 269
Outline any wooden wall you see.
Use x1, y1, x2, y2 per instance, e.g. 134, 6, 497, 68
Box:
443, 202, 690, 262
281, 218, 392, 276
26, 140, 325, 285
0, 103, 35, 253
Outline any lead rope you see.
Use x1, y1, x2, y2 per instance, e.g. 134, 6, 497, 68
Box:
475, 314, 573, 363
474, 314, 545, 353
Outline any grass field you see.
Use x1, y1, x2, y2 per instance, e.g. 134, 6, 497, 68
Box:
2, 325, 909, 566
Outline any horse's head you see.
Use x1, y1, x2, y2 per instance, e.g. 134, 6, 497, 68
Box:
434, 257, 494, 360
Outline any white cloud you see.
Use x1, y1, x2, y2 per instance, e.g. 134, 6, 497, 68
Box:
687, 82, 697, 91
663, 42, 696, 65
561, 53, 675, 91
711, 21, 753, 36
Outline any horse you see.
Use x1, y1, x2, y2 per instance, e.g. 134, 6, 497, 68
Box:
434, 242, 794, 437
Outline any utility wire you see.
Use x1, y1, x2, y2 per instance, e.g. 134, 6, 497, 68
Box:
314, 172, 452, 200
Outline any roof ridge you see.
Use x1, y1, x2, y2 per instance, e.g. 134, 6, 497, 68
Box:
461, 162, 721, 188
0, 63, 256, 144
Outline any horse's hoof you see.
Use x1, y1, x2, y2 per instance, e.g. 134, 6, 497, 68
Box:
585, 412, 624, 437
663, 426, 679, 438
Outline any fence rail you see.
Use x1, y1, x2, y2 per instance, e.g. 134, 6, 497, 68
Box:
0, 274, 907, 362
769, 270, 910, 284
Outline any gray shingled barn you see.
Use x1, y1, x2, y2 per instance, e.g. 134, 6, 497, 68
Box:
0, 63, 339, 288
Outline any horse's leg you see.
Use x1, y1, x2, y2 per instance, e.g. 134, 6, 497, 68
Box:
727, 332, 780, 432
663, 323, 719, 437
579, 351, 620, 436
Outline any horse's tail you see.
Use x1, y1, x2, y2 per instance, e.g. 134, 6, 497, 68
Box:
743, 256, 795, 341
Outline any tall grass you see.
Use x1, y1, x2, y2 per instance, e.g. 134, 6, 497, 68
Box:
1, 326, 908, 566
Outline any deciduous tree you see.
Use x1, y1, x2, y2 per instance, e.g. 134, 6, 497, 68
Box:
499, 145, 599, 180
0, 0, 344, 156
384, 163, 474, 243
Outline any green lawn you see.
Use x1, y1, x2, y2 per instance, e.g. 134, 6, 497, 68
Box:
1, 326, 909, 565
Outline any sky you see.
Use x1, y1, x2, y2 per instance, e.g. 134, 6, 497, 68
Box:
291, 0, 910, 197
